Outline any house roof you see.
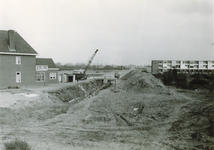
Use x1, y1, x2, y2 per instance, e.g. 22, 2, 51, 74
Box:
36, 58, 57, 68
0, 30, 38, 55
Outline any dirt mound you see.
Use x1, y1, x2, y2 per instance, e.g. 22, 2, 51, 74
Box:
121, 70, 141, 80
122, 70, 168, 93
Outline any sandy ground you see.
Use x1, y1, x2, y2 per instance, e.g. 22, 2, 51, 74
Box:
0, 69, 213, 150
0, 70, 130, 108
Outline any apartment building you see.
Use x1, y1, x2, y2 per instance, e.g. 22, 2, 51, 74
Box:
152, 60, 214, 74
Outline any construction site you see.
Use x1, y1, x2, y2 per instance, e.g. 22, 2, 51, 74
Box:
0, 0, 213, 149
0, 69, 213, 150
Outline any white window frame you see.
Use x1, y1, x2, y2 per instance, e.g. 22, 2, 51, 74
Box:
16, 72, 21, 83
36, 72, 45, 82
16, 56, 21, 64
49, 72, 56, 80
43, 65, 48, 70
36, 65, 48, 71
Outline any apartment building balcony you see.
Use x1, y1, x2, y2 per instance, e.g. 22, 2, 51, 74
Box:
208, 65, 214, 69
182, 61, 189, 64
202, 61, 208, 64
190, 61, 199, 64
208, 61, 214, 65
190, 64, 199, 66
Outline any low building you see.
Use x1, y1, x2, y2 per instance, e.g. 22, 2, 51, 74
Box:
36, 58, 59, 84
152, 60, 214, 74
58, 70, 75, 83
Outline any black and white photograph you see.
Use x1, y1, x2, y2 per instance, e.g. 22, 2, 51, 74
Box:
0, 0, 213, 149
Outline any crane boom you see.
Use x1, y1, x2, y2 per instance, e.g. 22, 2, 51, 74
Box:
84, 49, 98, 74
74, 49, 99, 81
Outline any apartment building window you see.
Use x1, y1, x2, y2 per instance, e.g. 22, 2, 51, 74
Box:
185, 65, 189, 68
36, 72, 45, 82
176, 65, 180, 68
16, 72, 21, 83
176, 61, 180, 64
16, 56, 21, 64
50, 72, 56, 80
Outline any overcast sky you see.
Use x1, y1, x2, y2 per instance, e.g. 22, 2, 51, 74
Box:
0, 0, 213, 66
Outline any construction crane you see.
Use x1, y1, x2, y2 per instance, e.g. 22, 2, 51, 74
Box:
83, 49, 98, 74
74, 49, 98, 81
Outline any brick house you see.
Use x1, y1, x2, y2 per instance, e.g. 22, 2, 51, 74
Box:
0, 29, 59, 87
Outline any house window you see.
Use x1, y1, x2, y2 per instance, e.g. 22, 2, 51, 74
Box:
16, 56, 21, 64
43, 66, 48, 70
36, 65, 48, 71
16, 72, 21, 83
36, 72, 45, 82
38, 66, 42, 70
50, 72, 56, 80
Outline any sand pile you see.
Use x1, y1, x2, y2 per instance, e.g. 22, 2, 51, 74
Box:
121, 70, 168, 93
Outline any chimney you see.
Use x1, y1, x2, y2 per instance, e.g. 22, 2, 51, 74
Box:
8, 30, 15, 50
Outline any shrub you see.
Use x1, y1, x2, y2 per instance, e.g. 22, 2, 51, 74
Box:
175, 73, 187, 85
163, 71, 174, 85
3, 139, 32, 150
190, 78, 208, 85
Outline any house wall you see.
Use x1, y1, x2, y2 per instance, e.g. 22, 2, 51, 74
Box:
151, 60, 160, 74
0, 54, 36, 87
35, 70, 59, 85
46, 70, 59, 84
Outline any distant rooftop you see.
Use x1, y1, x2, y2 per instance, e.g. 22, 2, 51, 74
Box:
36, 58, 57, 68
